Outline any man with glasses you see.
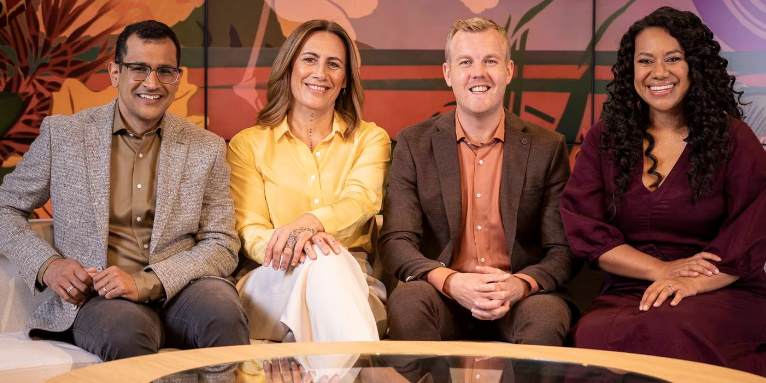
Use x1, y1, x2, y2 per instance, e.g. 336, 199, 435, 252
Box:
0, 20, 250, 360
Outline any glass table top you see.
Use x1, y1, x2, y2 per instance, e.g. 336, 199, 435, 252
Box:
154, 353, 669, 383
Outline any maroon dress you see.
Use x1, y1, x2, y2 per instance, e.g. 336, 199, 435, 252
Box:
561, 119, 766, 376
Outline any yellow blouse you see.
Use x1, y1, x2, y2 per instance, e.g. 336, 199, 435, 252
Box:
227, 115, 391, 264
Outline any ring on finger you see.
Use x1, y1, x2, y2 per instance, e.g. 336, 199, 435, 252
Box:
102, 286, 108, 293
667, 284, 673, 292
66, 285, 74, 294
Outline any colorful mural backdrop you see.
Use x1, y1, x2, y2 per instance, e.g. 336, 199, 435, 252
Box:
2, 0, 765, 219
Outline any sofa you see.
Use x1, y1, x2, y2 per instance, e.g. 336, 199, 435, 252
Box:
0, 219, 606, 383
0, 220, 102, 383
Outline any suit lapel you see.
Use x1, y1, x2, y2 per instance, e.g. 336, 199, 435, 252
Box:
151, 114, 188, 255
84, 101, 116, 255
432, 112, 462, 247
499, 112, 531, 266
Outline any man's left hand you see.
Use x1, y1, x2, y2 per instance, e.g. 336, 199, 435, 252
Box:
90, 266, 139, 302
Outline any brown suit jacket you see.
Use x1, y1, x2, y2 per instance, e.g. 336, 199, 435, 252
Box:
379, 110, 579, 294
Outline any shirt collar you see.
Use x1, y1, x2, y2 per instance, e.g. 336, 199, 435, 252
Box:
112, 104, 163, 137
455, 109, 505, 145
273, 112, 347, 143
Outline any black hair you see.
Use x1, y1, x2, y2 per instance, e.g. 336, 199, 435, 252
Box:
601, 6, 744, 215
115, 20, 181, 66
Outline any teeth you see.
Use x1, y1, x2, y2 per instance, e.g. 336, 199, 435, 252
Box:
139, 94, 160, 99
470, 86, 489, 92
307, 85, 329, 91
649, 84, 674, 91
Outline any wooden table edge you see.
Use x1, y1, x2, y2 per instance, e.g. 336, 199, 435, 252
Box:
45, 341, 766, 383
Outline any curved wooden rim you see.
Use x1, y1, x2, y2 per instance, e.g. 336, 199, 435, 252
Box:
45, 341, 766, 383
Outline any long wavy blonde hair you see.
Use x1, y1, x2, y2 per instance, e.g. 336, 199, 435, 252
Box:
256, 20, 364, 137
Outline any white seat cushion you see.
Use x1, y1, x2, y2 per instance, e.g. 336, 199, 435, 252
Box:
0, 332, 101, 383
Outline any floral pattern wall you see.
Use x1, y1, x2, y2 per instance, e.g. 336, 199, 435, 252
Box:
1, 0, 765, 218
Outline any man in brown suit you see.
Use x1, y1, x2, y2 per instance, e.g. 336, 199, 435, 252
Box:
379, 17, 579, 344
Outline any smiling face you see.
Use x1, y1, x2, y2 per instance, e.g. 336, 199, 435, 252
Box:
289, 31, 347, 116
633, 27, 690, 121
109, 34, 178, 134
443, 29, 513, 120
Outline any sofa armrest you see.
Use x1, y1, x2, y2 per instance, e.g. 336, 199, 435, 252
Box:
0, 219, 55, 333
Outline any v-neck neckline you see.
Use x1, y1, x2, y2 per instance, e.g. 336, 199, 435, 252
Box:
636, 143, 691, 199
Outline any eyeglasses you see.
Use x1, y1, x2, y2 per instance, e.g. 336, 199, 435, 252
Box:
116, 62, 182, 84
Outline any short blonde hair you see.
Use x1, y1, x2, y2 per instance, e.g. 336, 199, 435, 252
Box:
445, 17, 511, 62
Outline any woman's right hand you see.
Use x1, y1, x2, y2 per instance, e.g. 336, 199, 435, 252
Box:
264, 214, 322, 270
656, 252, 721, 280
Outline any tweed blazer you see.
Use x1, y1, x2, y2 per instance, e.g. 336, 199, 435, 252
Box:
379, 110, 579, 294
0, 100, 240, 333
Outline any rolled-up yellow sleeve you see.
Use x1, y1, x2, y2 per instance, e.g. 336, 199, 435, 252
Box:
309, 126, 391, 240
227, 131, 275, 264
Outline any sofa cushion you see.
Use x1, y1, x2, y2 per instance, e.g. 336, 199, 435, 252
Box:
0, 255, 53, 333
0, 219, 55, 333
0, 332, 101, 382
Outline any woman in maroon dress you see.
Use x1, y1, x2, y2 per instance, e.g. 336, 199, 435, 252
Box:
561, 7, 766, 375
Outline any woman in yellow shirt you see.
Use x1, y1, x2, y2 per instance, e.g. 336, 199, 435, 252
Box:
227, 20, 391, 344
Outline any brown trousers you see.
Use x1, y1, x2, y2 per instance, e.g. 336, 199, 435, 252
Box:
387, 280, 571, 345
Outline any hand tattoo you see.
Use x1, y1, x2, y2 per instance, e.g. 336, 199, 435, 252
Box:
285, 227, 316, 253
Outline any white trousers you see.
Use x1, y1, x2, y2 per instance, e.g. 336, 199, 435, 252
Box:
237, 245, 381, 343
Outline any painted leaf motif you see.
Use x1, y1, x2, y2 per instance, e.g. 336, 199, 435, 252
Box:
265, 0, 378, 39
459, 0, 499, 14
60, 0, 204, 37
0, 92, 23, 138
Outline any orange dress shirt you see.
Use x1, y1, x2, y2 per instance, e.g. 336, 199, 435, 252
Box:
427, 110, 539, 296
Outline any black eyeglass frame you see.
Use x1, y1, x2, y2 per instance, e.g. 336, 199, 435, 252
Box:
115, 61, 183, 84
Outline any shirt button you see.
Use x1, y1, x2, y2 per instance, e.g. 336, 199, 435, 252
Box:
314, 199, 320, 204
139, 153, 144, 158
136, 216, 142, 222
143, 244, 149, 249
480, 257, 485, 263
310, 175, 316, 181
478, 160, 484, 165
136, 184, 142, 189
476, 374, 481, 379
476, 193, 481, 198
315, 152, 321, 157
477, 225, 482, 230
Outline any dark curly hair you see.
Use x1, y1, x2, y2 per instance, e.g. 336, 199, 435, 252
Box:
601, 6, 744, 216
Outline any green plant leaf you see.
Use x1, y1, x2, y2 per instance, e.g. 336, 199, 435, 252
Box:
0, 92, 23, 138
512, 0, 553, 36
579, 0, 638, 68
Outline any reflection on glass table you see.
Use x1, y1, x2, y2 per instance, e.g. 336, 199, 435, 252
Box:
155, 353, 669, 383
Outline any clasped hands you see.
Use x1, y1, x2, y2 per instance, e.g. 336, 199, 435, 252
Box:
264, 213, 342, 270
639, 251, 721, 311
42, 258, 139, 305
264, 358, 339, 383
446, 265, 530, 321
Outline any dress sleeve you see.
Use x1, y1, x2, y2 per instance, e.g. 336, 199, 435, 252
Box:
309, 125, 391, 242
227, 131, 275, 264
702, 120, 766, 280
560, 123, 627, 264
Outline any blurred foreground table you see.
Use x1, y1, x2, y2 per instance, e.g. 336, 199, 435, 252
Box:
46, 341, 766, 383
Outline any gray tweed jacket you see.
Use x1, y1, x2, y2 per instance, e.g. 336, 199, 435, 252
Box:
0, 100, 240, 333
